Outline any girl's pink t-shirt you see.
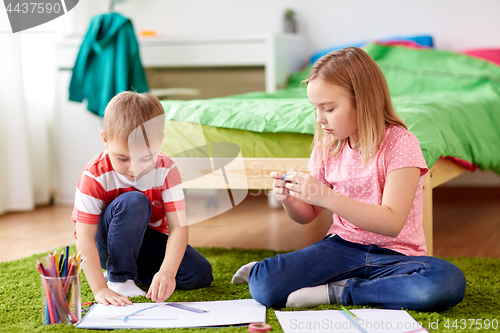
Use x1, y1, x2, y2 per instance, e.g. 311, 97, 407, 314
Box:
309, 125, 429, 256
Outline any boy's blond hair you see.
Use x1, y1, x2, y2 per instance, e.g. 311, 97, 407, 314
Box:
103, 91, 165, 148
306, 47, 407, 167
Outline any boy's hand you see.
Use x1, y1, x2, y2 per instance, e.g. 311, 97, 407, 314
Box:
147, 270, 176, 303
270, 168, 297, 205
94, 287, 132, 306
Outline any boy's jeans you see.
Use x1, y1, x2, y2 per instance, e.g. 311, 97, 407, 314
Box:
248, 234, 466, 311
95, 191, 213, 289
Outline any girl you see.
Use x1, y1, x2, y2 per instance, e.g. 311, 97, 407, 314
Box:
232, 47, 466, 312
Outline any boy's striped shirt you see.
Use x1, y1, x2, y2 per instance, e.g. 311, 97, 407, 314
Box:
71, 150, 185, 234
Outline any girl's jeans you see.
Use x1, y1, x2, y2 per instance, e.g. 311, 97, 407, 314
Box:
248, 234, 466, 311
95, 191, 213, 289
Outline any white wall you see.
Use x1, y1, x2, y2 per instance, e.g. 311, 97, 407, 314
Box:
70, 0, 500, 58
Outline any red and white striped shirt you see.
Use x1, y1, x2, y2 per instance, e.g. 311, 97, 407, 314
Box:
71, 150, 185, 234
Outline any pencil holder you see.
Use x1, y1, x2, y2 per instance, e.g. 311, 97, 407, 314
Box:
41, 274, 81, 325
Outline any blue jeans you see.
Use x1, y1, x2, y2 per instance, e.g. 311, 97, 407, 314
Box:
95, 192, 213, 289
248, 234, 466, 311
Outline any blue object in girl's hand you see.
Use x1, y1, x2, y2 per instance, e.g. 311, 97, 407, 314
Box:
281, 174, 287, 181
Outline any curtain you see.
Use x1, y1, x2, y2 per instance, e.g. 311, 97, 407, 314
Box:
0, 14, 64, 215
0, 33, 34, 214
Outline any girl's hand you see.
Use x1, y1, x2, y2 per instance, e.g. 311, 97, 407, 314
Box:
270, 168, 297, 205
284, 170, 334, 207
147, 270, 176, 303
94, 287, 132, 306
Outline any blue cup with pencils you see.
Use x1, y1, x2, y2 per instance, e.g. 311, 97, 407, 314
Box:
37, 247, 84, 325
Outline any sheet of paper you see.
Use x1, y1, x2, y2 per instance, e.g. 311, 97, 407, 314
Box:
275, 309, 427, 333
77, 299, 266, 329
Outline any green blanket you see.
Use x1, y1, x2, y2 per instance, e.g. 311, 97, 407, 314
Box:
161, 43, 500, 173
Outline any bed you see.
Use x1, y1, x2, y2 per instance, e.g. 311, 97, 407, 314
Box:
159, 43, 500, 256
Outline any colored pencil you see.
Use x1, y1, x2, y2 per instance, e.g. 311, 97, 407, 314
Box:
53, 251, 59, 277
341, 305, 358, 319
36, 263, 55, 324
58, 249, 65, 273
64, 246, 69, 277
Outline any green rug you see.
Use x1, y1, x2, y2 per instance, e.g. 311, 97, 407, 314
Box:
0, 247, 498, 333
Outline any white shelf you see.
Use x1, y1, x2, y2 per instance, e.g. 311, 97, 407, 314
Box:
56, 34, 305, 93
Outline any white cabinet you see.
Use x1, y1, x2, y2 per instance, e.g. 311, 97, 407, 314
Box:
54, 34, 306, 204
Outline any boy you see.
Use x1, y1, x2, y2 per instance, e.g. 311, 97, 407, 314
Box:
72, 92, 213, 306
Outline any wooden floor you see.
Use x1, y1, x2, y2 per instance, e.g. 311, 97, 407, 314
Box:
432, 187, 500, 257
0, 188, 499, 263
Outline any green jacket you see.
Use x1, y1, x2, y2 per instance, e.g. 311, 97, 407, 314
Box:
69, 12, 148, 117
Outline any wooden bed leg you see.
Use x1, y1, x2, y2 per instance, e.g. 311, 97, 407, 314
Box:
422, 172, 433, 256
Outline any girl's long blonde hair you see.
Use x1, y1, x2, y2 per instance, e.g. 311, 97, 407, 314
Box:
306, 47, 406, 167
